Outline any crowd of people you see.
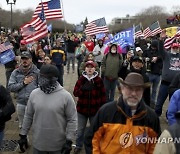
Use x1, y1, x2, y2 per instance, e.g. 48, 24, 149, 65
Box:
0, 29, 180, 154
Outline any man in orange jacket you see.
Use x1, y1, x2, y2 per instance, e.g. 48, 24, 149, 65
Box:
84, 73, 161, 154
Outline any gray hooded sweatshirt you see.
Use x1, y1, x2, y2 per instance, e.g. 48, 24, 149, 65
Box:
20, 84, 77, 151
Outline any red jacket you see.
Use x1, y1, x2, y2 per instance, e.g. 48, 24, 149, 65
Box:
73, 72, 106, 116
84, 41, 94, 52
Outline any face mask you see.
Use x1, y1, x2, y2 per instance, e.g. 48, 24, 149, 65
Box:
171, 48, 179, 54
111, 49, 116, 53
39, 76, 58, 94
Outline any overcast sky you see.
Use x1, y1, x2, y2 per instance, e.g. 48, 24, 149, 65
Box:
0, 0, 179, 24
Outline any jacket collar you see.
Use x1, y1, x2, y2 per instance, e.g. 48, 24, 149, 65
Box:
82, 71, 98, 81
116, 96, 147, 119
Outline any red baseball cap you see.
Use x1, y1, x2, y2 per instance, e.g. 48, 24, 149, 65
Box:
171, 43, 179, 48
20, 40, 27, 45
85, 61, 96, 67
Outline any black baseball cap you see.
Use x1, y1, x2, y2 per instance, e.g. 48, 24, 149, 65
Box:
21, 51, 32, 58
132, 56, 144, 63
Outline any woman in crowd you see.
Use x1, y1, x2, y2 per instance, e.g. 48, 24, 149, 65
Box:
35, 49, 46, 69
73, 60, 106, 154
79, 53, 99, 76
44, 54, 53, 65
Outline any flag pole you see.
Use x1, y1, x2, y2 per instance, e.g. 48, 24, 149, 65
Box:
133, 24, 135, 47
60, 0, 67, 33
48, 33, 52, 50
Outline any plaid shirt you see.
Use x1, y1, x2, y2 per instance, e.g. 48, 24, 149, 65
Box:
73, 75, 106, 116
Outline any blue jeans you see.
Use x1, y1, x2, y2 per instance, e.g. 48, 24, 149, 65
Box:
0, 131, 4, 148
104, 78, 117, 102
67, 53, 75, 72
56, 65, 64, 87
16, 104, 26, 128
146, 73, 161, 105
155, 82, 169, 116
76, 113, 94, 149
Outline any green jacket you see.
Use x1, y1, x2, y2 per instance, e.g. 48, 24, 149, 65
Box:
101, 53, 123, 79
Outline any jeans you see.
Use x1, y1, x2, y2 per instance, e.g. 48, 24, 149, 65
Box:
146, 73, 161, 105
0, 131, 4, 148
155, 82, 169, 116
17, 104, 26, 128
56, 65, 64, 87
67, 53, 75, 73
33, 147, 62, 154
76, 113, 94, 149
103, 78, 117, 102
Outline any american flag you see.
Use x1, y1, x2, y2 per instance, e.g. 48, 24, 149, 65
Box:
21, 26, 35, 37
33, 0, 63, 20
143, 21, 162, 39
85, 17, 109, 36
134, 23, 143, 38
164, 30, 180, 49
21, 7, 48, 44
0, 42, 13, 53
143, 27, 152, 39
150, 21, 162, 36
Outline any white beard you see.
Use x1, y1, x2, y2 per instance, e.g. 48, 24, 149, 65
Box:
126, 101, 139, 107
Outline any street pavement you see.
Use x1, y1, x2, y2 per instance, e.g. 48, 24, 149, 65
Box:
0, 64, 168, 154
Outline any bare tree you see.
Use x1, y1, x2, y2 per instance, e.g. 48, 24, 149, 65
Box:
109, 5, 172, 33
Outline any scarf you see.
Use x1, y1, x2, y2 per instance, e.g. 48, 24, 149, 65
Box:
38, 76, 58, 94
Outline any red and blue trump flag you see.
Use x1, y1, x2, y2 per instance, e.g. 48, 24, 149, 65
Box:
0, 41, 13, 53
107, 27, 134, 50
0, 42, 15, 64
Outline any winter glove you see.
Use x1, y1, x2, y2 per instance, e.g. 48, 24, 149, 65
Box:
18, 134, 28, 153
61, 140, 72, 154
81, 81, 94, 91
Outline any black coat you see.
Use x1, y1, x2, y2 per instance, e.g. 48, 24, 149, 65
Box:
0, 85, 15, 131
143, 47, 163, 75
